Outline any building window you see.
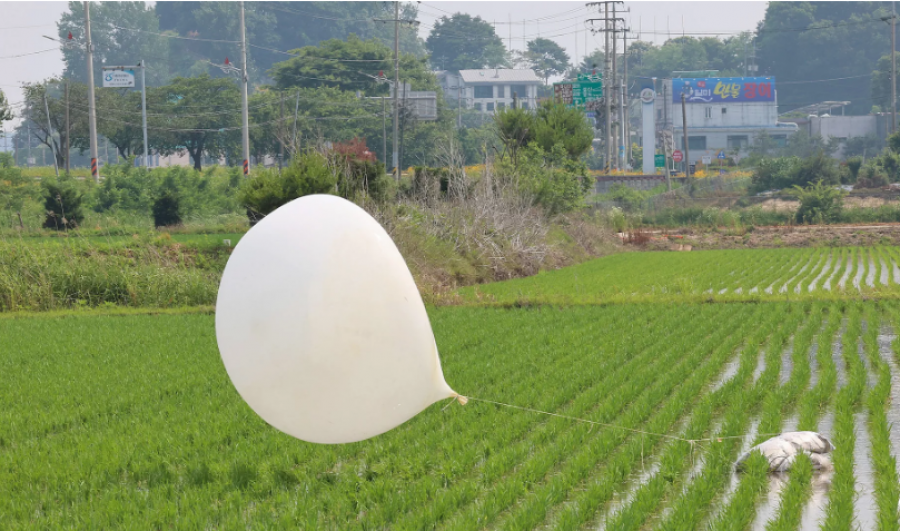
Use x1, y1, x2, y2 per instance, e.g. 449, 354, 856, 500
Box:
474, 102, 482, 111
772, 134, 787, 147
510, 84, 528, 100
487, 102, 495, 112
688, 136, 707, 150
727, 135, 749, 149
497, 102, 505, 110
522, 102, 529, 110
704, 107, 712, 118
473, 86, 492, 99
721, 107, 727, 114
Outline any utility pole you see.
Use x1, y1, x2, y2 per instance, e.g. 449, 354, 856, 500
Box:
140, 61, 148, 169
681, 92, 691, 185
612, 3, 618, 171
458, 85, 462, 128
84, 1, 99, 181
279, 91, 284, 171
64, 79, 70, 173
893, 3, 897, 134
239, 1, 250, 176
374, 2, 418, 178
587, 1, 623, 173
623, 24, 629, 169
382, 95, 386, 165
393, 1, 400, 178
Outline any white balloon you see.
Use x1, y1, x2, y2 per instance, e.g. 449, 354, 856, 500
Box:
215, 195, 457, 444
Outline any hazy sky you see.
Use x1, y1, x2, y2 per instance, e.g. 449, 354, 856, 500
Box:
0, 1, 768, 131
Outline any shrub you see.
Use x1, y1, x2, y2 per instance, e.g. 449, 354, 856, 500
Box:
855, 165, 889, 189
239, 151, 336, 222
152, 191, 182, 227
41, 178, 85, 230
846, 156, 863, 181
792, 180, 846, 224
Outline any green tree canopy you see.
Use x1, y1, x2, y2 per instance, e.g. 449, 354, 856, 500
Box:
0, 90, 13, 129
59, 1, 172, 87
426, 14, 508, 70
268, 35, 438, 95
518, 38, 570, 84
757, 2, 891, 115
149, 75, 242, 171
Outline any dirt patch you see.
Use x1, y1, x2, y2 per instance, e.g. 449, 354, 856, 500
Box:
646, 223, 900, 250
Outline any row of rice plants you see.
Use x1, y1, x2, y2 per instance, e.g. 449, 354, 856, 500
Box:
867, 303, 900, 529
492, 304, 794, 531
764, 305, 842, 531
356, 304, 686, 529
658, 304, 818, 531
426, 305, 752, 531
5, 305, 726, 527
711, 303, 827, 530
822, 305, 866, 530
586, 303, 800, 531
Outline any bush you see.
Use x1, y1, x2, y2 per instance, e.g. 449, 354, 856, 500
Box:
152, 191, 182, 227
42, 178, 85, 230
239, 151, 336, 222
604, 183, 648, 212
792, 180, 846, 224
855, 164, 889, 189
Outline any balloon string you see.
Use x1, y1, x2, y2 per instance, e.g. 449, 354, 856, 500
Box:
456, 395, 781, 445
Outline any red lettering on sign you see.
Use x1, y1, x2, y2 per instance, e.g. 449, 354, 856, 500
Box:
758, 83, 772, 98
743, 83, 757, 99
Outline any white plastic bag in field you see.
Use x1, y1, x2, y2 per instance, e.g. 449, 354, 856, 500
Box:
215, 195, 458, 444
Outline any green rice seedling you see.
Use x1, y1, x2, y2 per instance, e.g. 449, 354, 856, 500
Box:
658, 305, 818, 531
763, 452, 813, 531
821, 304, 866, 531
581, 305, 799, 531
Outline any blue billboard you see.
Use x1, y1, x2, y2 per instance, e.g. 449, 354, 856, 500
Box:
672, 77, 775, 103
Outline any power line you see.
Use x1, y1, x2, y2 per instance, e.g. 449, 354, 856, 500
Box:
110, 25, 240, 44
0, 48, 58, 59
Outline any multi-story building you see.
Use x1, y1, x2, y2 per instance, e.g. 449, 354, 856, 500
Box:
436, 69, 542, 113
655, 77, 798, 166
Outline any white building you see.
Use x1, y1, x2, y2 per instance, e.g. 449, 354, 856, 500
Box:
436, 69, 542, 113
655, 77, 799, 166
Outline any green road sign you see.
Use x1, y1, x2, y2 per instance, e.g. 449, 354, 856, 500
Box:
654, 153, 665, 167
554, 74, 603, 108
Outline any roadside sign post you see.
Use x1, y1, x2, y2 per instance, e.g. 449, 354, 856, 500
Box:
103, 63, 148, 168
672, 150, 684, 163
718, 150, 726, 176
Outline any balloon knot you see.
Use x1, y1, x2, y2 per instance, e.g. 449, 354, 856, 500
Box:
454, 394, 469, 406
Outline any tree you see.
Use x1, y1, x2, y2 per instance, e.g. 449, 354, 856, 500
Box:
96, 88, 146, 158
0, 90, 12, 129
59, 1, 172, 87
426, 14, 508, 70
518, 38, 570, 84
792, 179, 846, 224
493, 107, 535, 165
269, 35, 438, 95
532, 100, 594, 158
757, 2, 891, 115
20, 80, 90, 169
155, 2, 425, 82
150, 75, 242, 171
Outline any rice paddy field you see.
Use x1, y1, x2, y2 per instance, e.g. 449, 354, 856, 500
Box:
4, 246, 900, 529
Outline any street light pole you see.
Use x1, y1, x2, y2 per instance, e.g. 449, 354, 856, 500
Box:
239, 1, 250, 175
84, 1, 99, 181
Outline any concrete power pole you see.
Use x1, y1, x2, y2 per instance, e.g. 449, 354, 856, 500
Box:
682, 92, 691, 186
605, 3, 611, 172
84, 1, 99, 181
65, 79, 70, 174
239, 1, 250, 175
893, 3, 897, 134
140, 61, 148, 168
393, 1, 400, 178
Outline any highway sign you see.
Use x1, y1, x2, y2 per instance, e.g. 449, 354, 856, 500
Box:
717, 151, 726, 159
672, 150, 684, 163
654, 153, 665, 167
701, 155, 712, 165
